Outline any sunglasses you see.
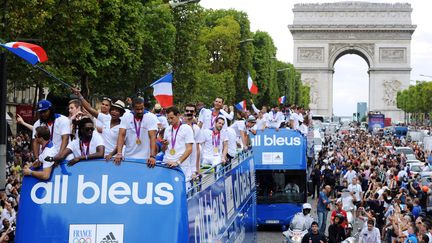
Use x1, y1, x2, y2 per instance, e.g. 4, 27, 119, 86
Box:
84, 127, 95, 132
102, 97, 112, 102
185, 109, 195, 113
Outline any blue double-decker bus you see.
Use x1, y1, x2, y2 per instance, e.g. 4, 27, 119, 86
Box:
251, 129, 307, 228
15, 154, 256, 242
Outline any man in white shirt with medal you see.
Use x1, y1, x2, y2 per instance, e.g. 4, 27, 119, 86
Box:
49, 117, 105, 166
198, 117, 229, 167
198, 97, 228, 129
114, 97, 158, 167
162, 107, 194, 183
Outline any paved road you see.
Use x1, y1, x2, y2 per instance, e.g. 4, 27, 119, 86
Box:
257, 197, 363, 242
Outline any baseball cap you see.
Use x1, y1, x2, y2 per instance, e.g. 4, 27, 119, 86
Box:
246, 115, 256, 123
37, 100, 52, 112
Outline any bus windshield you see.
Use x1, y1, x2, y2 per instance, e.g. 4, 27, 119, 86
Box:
256, 170, 306, 204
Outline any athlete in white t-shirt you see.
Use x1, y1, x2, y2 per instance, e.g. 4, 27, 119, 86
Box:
183, 104, 201, 177
115, 97, 158, 167
32, 100, 71, 162
162, 107, 194, 181
49, 117, 105, 166
197, 117, 229, 167
198, 97, 227, 129
72, 88, 126, 158
23, 126, 58, 180
267, 107, 285, 130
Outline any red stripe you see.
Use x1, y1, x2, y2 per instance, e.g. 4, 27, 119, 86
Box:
154, 95, 173, 108
13, 42, 48, 63
250, 84, 258, 94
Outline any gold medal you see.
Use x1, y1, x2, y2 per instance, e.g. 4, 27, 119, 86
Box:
213, 147, 219, 153
169, 149, 176, 155
136, 138, 141, 145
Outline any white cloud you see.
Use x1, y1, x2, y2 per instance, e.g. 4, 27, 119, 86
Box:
199, 0, 432, 114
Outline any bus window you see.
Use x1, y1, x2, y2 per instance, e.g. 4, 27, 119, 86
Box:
256, 170, 306, 204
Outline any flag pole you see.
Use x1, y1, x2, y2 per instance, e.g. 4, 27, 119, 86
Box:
34, 65, 72, 89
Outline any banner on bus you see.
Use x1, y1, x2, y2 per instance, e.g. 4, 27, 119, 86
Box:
251, 129, 306, 170
16, 160, 188, 243
187, 156, 256, 243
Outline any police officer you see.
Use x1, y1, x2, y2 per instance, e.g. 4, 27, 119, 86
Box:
290, 203, 314, 231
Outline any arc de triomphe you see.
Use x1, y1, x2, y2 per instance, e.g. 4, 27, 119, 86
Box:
289, 2, 416, 122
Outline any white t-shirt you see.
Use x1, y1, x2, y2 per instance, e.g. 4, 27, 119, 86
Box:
32, 114, 71, 152
97, 113, 120, 155
226, 127, 237, 158
348, 183, 363, 201
95, 113, 111, 129
344, 170, 357, 184
119, 112, 158, 159
230, 120, 246, 138
256, 117, 267, 130
197, 129, 228, 166
198, 108, 227, 130
155, 114, 169, 129
66, 132, 105, 158
266, 111, 284, 129
299, 124, 308, 136
185, 123, 201, 174
39, 142, 58, 168
290, 112, 301, 130
163, 123, 195, 162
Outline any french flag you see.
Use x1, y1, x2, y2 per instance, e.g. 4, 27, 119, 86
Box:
247, 72, 258, 94
234, 100, 247, 111
150, 72, 173, 108
0, 42, 48, 66
278, 96, 286, 104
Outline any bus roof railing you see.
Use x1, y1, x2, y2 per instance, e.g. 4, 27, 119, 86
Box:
186, 150, 252, 199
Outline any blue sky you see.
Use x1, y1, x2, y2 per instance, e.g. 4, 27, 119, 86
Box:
200, 0, 431, 116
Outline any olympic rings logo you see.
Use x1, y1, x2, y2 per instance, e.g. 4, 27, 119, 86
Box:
72, 238, 92, 243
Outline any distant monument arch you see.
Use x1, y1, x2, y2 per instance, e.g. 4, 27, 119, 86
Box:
289, 2, 416, 121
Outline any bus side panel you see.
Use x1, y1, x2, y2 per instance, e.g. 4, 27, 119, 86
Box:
187, 156, 256, 243
16, 160, 188, 243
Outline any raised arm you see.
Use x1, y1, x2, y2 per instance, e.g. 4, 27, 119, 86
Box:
72, 87, 99, 118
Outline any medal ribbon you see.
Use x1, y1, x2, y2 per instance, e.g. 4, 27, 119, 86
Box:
44, 119, 55, 141
80, 141, 90, 156
171, 123, 182, 150
210, 112, 218, 128
212, 131, 221, 151
133, 117, 142, 141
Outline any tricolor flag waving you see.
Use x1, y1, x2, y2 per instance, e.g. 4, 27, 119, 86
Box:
0, 42, 48, 66
278, 96, 286, 104
150, 72, 173, 108
234, 100, 247, 111
247, 72, 258, 94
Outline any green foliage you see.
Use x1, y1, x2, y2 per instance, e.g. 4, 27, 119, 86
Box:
3, 1, 307, 109
397, 81, 432, 122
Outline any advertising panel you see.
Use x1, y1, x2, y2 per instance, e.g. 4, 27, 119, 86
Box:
250, 129, 306, 170
16, 160, 188, 243
368, 113, 385, 131
187, 156, 256, 243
